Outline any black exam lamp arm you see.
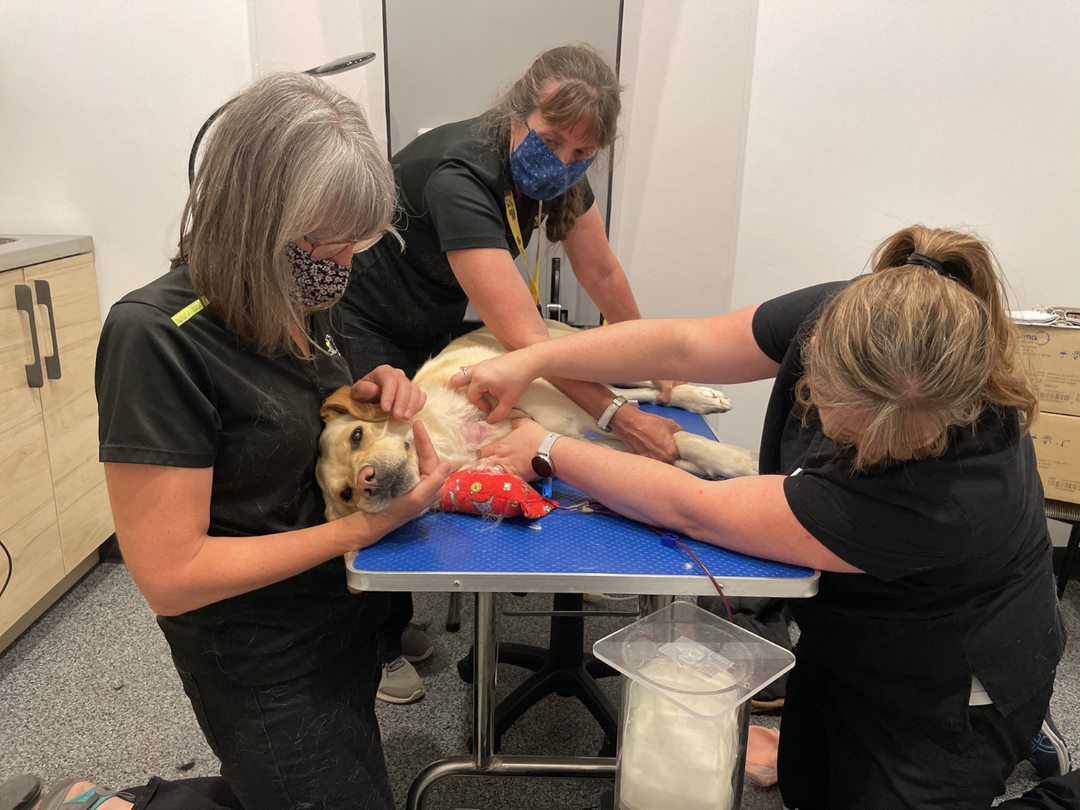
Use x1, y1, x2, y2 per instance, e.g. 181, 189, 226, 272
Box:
187, 51, 377, 187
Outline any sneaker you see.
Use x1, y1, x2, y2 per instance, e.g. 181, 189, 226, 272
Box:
0, 773, 42, 810
751, 697, 785, 714
377, 656, 425, 704
401, 622, 434, 663
1029, 712, 1072, 779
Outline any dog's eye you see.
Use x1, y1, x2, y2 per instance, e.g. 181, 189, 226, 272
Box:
340, 486, 353, 502
350, 427, 363, 449
404, 441, 411, 451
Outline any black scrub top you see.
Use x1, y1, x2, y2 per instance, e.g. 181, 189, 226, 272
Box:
340, 117, 594, 353
753, 282, 1065, 731
95, 265, 378, 685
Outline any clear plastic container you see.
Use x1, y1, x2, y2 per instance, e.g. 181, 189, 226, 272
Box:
593, 600, 796, 810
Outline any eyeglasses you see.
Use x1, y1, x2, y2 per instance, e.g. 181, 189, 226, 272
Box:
303, 232, 384, 262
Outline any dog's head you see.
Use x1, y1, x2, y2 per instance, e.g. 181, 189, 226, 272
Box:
316, 386, 419, 519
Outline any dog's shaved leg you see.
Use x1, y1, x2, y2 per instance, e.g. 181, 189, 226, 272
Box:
609, 384, 732, 415
674, 458, 708, 477
673, 431, 758, 479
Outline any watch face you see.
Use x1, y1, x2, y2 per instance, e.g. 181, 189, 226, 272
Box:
531, 455, 553, 479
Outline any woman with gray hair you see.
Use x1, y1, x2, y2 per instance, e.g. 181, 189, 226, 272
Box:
30, 72, 448, 810
456, 225, 1069, 807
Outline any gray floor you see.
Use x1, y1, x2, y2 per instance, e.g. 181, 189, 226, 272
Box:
1, 561, 1076, 809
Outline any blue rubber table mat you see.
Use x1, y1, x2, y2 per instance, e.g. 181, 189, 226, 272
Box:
346, 404, 818, 598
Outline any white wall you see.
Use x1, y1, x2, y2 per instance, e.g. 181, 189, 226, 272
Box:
610, 0, 759, 320
4, 1, 1076, 532
249, 0, 387, 151
726, 0, 1080, 543
720, 0, 1080, 453
0, 0, 387, 314
0, 0, 253, 311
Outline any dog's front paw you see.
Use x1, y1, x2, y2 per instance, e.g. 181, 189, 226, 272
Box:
716, 446, 759, 479
667, 384, 732, 414
674, 432, 758, 479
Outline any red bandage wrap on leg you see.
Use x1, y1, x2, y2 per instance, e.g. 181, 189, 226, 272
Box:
438, 469, 558, 519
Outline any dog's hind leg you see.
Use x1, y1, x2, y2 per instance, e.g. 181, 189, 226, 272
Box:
673, 431, 758, 479
609, 384, 731, 414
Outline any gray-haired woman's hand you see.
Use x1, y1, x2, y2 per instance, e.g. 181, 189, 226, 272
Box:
351, 364, 426, 420
371, 421, 450, 534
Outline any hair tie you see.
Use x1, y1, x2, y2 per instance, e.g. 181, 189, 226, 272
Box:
905, 252, 946, 275
898, 253, 959, 282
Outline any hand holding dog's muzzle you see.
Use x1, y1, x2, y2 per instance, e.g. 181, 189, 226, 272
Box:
375, 421, 450, 530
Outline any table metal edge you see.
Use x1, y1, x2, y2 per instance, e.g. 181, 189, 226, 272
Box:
345, 568, 819, 598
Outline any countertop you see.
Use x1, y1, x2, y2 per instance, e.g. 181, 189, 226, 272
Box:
0, 234, 94, 273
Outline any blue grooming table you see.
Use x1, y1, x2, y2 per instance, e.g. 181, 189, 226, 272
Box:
345, 403, 818, 809
346, 404, 818, 598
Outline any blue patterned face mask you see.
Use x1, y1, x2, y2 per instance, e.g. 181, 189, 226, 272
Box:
510, 127, 595, 201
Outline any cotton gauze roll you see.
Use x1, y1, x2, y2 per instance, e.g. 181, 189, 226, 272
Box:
616, 658, 740, 810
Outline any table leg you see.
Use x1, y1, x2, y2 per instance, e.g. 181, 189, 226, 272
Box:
405, 592, 616, 809
445, 591, 462, 632
405, 592, 754, 809
639, 594, 674, 616
733, 698, 750, 807
474, 590, 496, 768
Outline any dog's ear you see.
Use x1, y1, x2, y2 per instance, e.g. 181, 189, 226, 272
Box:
320, 386, 391, 423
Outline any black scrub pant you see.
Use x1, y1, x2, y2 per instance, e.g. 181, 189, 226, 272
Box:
121, 606, 394, 809
778, 656, 1054, 810
999, 771, 1080, 809
334, 319, 452, 664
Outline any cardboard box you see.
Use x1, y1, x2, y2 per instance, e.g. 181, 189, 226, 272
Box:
1016, 322, 1080, 417
1030, 411, 1080, 505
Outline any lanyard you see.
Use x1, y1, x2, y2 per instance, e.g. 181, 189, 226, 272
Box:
503, 190, 544, 305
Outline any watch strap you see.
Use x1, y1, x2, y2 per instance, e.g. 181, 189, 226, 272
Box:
536, 431, 561, 462
596, 395, 629, 433
533, 432, 561, 497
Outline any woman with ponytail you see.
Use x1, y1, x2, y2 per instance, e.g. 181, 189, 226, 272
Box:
453, 224, 1068, 807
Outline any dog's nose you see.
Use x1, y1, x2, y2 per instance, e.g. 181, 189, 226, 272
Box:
359, 465, 378, 498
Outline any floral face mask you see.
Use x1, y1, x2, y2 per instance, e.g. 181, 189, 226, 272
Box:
285, 242, 351, 309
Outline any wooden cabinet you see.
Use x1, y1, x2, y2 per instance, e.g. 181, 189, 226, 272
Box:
0, 252, 112, 650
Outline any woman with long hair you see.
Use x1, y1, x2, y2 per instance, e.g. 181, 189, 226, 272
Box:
455, 225, 1067, 807
337, 44, 684, 702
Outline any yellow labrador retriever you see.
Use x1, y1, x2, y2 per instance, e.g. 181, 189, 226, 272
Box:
316, 322, 757, 519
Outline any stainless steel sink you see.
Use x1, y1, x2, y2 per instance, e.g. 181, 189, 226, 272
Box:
0, 238, 16, 245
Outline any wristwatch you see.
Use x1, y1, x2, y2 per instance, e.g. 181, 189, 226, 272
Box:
596, 395, 629, 433
531, 432, 562, 479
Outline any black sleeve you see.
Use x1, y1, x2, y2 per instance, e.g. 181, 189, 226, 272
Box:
423, 163, 510, 253
96, 301, 219, 467
783, 464, 977, 581
752, 281, 847, 363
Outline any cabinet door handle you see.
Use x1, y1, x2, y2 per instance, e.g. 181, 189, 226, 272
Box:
33, 279, 62, 380
14, 284, 44, 388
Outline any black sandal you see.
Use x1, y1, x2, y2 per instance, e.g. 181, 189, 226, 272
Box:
37, 779, 137, 810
